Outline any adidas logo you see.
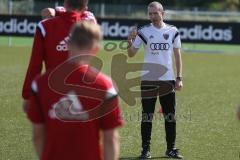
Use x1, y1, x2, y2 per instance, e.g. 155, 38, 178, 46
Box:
56, 36, 69, 52
149, 35, 154, 39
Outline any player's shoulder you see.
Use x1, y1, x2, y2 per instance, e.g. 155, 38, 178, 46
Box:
95, 71, 115, 90
164, 23, 179, 31
37, 17, 61, 37
84, 67, 118, 98
38, 16, 59, 25
137, 24, 152, 32
82, 11, 95, 18
95, 72, 118, 99
81, 11, 97, 24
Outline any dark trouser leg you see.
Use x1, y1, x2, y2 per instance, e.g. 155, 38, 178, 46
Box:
160, 91, 176, 150
141, 85, 157, 150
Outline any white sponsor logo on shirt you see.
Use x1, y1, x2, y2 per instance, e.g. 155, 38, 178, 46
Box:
56, 36, 69, 52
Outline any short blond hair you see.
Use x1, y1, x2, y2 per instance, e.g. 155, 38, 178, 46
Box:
148, 1, 164, 11
68, 21, 102, 49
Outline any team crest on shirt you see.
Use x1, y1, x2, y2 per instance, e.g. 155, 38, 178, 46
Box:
163, 34, 169, 40
149, 35, 154, 39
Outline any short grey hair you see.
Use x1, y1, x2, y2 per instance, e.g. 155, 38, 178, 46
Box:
148, 1, 164, 11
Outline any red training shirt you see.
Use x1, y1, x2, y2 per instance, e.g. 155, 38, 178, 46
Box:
28, 64, 123, 160
22, 10, 97, 99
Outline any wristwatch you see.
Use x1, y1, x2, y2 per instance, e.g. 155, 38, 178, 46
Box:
176, 76, 182, 81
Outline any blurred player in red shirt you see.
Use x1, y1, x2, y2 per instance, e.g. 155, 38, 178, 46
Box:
41, 6, 96, 23
27, 21, 123, 160
22, 0, 96, 112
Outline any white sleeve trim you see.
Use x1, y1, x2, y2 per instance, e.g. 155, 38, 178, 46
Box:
55, 6, 66, 12
106, 87, 117, 99
31, 80, 38, 93
37, 22, 46, 37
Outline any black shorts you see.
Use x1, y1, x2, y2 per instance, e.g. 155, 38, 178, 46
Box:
140, 80, 176, 115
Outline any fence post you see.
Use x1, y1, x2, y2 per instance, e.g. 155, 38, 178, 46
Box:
100, 3, 105, 18
8, 0, 13, 47
55, 1, 59, 8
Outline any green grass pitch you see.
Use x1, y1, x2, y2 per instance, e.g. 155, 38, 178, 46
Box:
0, 37, 240, 160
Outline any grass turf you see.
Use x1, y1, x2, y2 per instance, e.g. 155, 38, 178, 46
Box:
0, 37, 240, 160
